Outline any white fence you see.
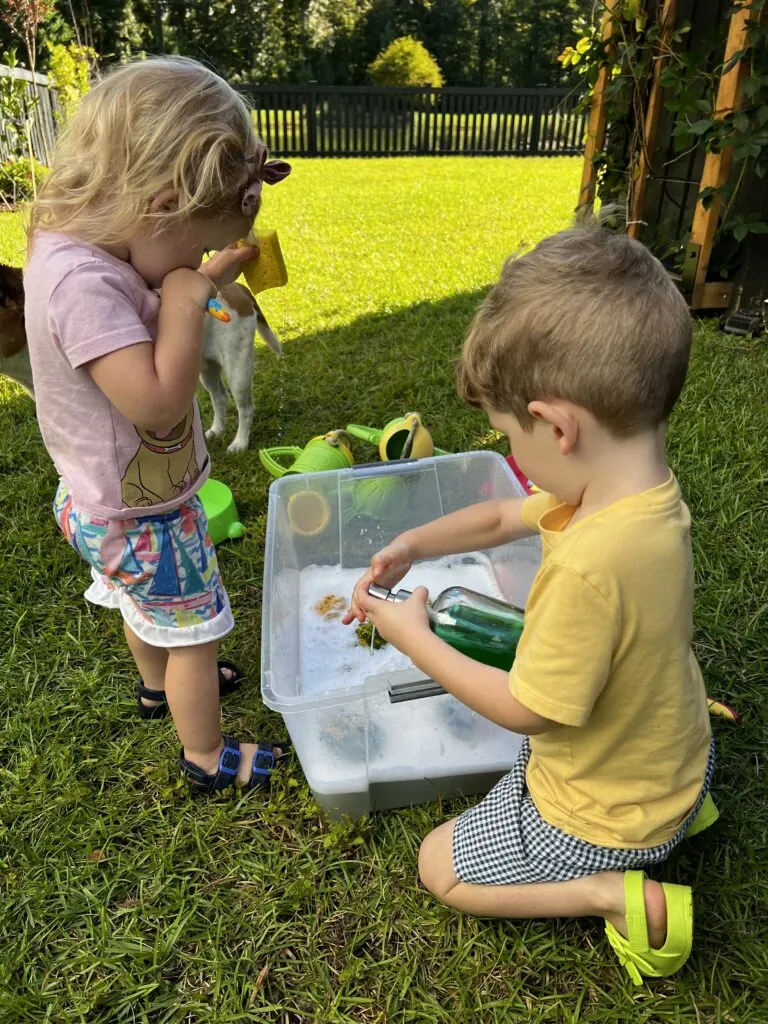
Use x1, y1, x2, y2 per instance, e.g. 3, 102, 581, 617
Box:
0, 64, 59, 164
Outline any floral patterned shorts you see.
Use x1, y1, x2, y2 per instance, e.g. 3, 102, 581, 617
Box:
54, 481, 233, 647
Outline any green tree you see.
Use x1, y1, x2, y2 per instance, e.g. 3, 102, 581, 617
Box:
368, 34, 443, 87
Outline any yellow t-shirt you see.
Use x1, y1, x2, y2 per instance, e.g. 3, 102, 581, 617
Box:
511, 475, 711, 849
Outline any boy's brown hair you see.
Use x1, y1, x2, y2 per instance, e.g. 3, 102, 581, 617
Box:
457, 218, 692, 435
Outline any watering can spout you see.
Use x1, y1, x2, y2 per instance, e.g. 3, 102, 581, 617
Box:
346, 424, 383, 446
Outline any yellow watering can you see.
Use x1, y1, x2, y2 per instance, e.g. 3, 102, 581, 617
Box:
346, 413, 450, 462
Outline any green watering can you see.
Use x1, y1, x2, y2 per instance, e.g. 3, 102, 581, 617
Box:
258, 430, 354, 478
259, 431, 354, 538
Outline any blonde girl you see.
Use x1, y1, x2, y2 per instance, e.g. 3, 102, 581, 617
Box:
24, 57, 290, 793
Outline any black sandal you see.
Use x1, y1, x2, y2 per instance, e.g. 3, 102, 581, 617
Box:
179, 735, 289, 794
137, 659, 245, 720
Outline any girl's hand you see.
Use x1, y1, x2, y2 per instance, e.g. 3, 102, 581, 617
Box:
357, 586, 431, 656
342, 539, 414, 624
201, 242, 260, 289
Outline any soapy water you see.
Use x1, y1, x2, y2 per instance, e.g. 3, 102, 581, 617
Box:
291, 681, 524, 788
297, 556, 505, 696
269, 555, 524, 788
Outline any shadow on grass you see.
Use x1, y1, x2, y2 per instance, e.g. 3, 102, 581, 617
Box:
0, 296, 767, 1022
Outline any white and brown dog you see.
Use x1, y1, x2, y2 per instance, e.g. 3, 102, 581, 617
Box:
0, 264, 279, 452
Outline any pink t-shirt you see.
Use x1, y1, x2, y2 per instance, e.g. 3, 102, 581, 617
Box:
24, 232, 210, 519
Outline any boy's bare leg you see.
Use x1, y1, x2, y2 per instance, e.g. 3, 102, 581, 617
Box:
419, 819, 668, 948
164, 640, 279, 785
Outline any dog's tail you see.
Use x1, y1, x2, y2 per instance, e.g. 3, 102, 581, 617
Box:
218, 282, 283, 357
254, 301, 283, 358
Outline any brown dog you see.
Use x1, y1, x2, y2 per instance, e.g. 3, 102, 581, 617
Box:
0, 264, 33, 395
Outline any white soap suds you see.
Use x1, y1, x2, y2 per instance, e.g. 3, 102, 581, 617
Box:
297, 557, 503, 696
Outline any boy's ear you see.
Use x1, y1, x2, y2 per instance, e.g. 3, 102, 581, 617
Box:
149, 190, 178, 214
528, 400, 579, 455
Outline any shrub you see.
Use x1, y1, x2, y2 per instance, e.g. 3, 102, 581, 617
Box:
0, 157, 47, 205
47, 42, 97, 122
368, 36, 444, 88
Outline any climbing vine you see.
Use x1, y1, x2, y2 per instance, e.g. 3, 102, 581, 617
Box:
561, 0, 768, 278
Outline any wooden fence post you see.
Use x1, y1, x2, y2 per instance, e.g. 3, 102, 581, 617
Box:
627, 0, 679, 239
688, 1, 755, 308
307, 86, 318, 156
578, 0, 620, 208
529, 92, 543, 154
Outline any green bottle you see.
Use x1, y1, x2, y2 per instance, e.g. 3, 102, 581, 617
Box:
368, 583, 524, 671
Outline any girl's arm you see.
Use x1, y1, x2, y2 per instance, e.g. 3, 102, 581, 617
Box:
87, 246, 257, 430
87, 268, 214, 432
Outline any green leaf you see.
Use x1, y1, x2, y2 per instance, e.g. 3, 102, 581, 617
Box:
698, 186, 722, 209
742, 77, 763, 99
687, 119, 716, 135
758, 105, 768, 126
722, 49, 747, 74
733, 224, 748, 241
735, 112, 750, 133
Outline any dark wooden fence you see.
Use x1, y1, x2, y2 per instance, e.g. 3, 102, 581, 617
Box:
239, 86, 586, 158
1, 71, 585, 163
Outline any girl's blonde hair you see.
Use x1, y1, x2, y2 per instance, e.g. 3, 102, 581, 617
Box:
29, 56, 257, 248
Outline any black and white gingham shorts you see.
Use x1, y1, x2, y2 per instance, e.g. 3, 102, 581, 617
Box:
452, 737, 716, 886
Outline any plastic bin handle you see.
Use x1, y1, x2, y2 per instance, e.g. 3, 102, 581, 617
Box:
388, 679, 447, 703
350, 458, 417, 477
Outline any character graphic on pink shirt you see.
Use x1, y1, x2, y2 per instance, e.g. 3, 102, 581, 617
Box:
120, 407, 200, 507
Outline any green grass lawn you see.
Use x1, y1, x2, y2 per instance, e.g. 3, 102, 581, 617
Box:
1, 157, 767, 1022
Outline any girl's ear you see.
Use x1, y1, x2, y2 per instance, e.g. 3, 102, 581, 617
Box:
149, 190, 178, 214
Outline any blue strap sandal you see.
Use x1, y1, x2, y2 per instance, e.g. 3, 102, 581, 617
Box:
179, 735, 289, 794
137, 659, 245, 720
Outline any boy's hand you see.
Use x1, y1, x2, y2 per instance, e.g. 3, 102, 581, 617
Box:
201, 243, 260, 289
357, 586, 431, 656
342, 538, 414, 624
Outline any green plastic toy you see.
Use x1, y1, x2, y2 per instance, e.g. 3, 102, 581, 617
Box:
259, 430, 354, 478
346, 413, 451, 461
199, 478, 245, 545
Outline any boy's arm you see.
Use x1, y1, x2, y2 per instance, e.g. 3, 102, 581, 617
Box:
403, 496, 535, 559
412, 629, 554, 734
358, 587, 554, 734
344, 497, 535, 624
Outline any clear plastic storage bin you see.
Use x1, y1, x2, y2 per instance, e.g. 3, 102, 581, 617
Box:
261, 452, 540, 817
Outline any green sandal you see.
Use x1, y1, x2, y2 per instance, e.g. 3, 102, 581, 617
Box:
684, 792, 719, 839
605, 870, 693, 985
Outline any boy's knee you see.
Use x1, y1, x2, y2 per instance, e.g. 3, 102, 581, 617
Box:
418, 820, 459, 901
